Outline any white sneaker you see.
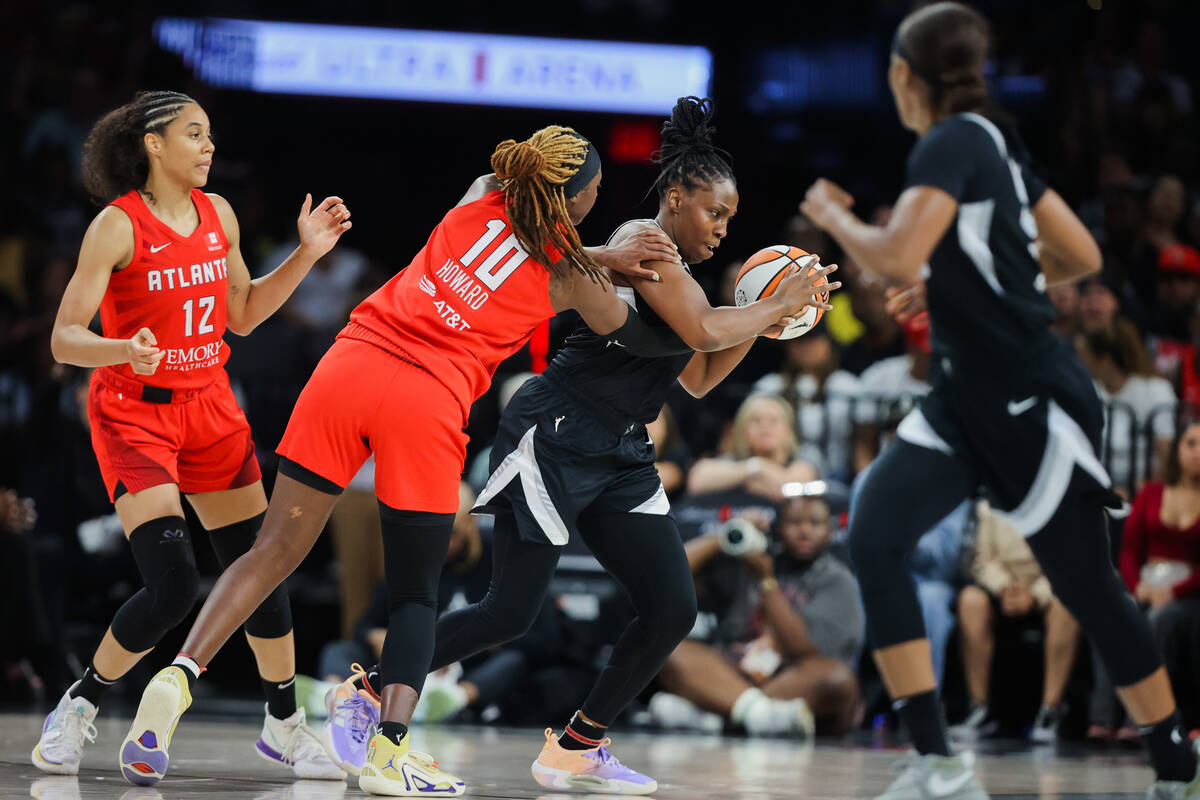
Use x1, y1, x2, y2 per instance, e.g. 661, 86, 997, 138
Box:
876, 751, 988, 799
257, 705, 346, 781
31, 689, 98, 775
743, 696, 815, 738
648, 692, 724, 733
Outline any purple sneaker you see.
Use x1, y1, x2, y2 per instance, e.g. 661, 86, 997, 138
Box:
320, 674, 379, 776
531, 728, 658, 795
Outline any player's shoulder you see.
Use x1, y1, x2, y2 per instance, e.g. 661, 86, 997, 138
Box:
87, 204, 135, 243
609, 219, 658, 244
203, 191, 234, 217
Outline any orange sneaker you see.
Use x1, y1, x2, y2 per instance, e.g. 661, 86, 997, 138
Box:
530, 728, 657, 795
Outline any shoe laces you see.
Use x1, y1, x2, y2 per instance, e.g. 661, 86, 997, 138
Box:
282, 719, 330, 765
58, 706, 97, 748
407, 750, 441, 772
338, 692, 377, 744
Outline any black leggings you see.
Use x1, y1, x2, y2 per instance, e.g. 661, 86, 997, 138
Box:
379, 503, 455, 692
851, 439, 1161, 690
432, 511, 697, 725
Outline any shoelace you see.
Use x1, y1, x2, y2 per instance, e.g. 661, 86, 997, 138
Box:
282, 720, 332, 766
341, 693, 376, 744
408, 750, 441, 771
57, 708, 97, 748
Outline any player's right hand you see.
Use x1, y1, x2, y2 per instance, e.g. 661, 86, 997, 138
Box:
885, 282, 926, 323
126, 327, 164, 375
777, 260, 840, 316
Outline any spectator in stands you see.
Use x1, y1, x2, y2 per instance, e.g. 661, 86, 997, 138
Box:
1120, 421, 1200, 732
753, 326, 859, 481
654, 495, 863, 735
646, 405, 691, 499
852, 314, 931, 473
839, 276, 906, 377
1153, 244, 1200, 343
1076, 325, 1176, 493
1048, 281, 1083, 340
951, 503, 1081, 744
0, 487, 56, 700
687, 394, 817, 502
1078, 274, 1122, 335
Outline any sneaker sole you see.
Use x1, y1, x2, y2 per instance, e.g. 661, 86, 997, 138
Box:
359, 763, 466, 796
118, 679, 187, 785
320, 720, 364, 777
531, 760, 658, 795
31, 742, 78, 775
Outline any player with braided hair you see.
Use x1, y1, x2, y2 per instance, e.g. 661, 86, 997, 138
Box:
37, 90, 348, 781
119, 124, 704, 796
328, 96, 837, 795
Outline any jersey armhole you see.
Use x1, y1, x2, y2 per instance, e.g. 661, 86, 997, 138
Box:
105, 204, 139, 272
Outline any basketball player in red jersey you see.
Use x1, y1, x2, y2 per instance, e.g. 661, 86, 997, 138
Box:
122, 125, 790, 796
36, 91, 347, 783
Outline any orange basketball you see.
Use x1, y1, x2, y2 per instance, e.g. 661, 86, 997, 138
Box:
733, 245, 827, 339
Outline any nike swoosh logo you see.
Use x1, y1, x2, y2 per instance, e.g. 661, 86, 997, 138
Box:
276, 677, 296, 690
927, 769, 976, 796
1007, 396, 1037, 416
149, 243, 172, 253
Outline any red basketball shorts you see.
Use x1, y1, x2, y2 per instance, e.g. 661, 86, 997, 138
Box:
88, 368, 261, 502
276, 337, 468, 513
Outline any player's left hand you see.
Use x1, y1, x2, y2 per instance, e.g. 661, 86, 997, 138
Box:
885, 282, 927, 323
1146, 584, 1175, 610
298, 194, 352, 258
602, 230, 682, 282
800, 179, 855, 230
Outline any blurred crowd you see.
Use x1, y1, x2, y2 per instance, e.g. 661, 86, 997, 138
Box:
5, 0, 1200, 750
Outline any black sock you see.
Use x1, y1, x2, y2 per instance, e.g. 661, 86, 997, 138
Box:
894, 691, 952, 757
559, 711, 607, 751
355, 664, 382, 700
1141, 711, 1197, 783
262, 675, 297, 720
68, 664, 117, 707
379, 721, 409, 746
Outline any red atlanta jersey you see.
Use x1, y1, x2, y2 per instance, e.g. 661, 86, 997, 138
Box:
101, 189, 231, 390
343, 190, 559, 420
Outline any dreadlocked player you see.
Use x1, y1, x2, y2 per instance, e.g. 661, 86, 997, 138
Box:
119, 125, 722, 796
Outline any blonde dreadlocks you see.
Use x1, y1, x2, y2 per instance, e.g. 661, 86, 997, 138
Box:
490, 126, 605, 283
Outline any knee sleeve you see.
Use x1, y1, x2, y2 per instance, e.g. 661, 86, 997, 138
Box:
207, 512, 293, 639
110, 517, 201, 652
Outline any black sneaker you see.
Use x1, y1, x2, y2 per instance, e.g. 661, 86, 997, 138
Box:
949, 704, 1000, 741
1030, 704, 1062, 744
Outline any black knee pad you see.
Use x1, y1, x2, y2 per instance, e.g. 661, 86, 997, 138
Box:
111, 516, 201, 652
380, 504, 455, 611
207, 512, 293, 639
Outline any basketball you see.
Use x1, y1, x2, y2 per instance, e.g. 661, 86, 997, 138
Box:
733, 245, 828, 340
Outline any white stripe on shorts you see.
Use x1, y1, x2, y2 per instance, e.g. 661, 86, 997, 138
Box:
993, 400, 1111, 538
629, 481, 671, 515
896, 408, 955, 455
474, 425, 570, 545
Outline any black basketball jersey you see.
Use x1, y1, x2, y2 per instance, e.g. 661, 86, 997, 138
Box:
905, 112, 1056, 376
542, 219, 694, 426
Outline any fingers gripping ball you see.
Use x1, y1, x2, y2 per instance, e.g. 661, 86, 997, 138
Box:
734, 245, 828, 339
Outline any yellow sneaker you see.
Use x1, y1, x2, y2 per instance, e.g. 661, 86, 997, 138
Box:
530, 728, 658, 795
358, 732, 465, 796
118, 666, 193, 786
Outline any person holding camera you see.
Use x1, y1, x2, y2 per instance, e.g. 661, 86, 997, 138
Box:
653, 495, 864, 736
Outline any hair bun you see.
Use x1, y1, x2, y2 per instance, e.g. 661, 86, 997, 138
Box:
492, 139, 547, 182
657, 96, 717, 165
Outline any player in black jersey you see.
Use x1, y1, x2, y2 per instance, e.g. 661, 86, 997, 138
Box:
332, 97, 838, 794
800, 4, 1199, 799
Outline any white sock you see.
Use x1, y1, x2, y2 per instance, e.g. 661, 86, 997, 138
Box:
730, 688, 768, 726
172, 655, 202, 680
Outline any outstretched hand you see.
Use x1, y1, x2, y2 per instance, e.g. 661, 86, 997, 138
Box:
885, 282, 927, 323
297, 194, 352, 259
